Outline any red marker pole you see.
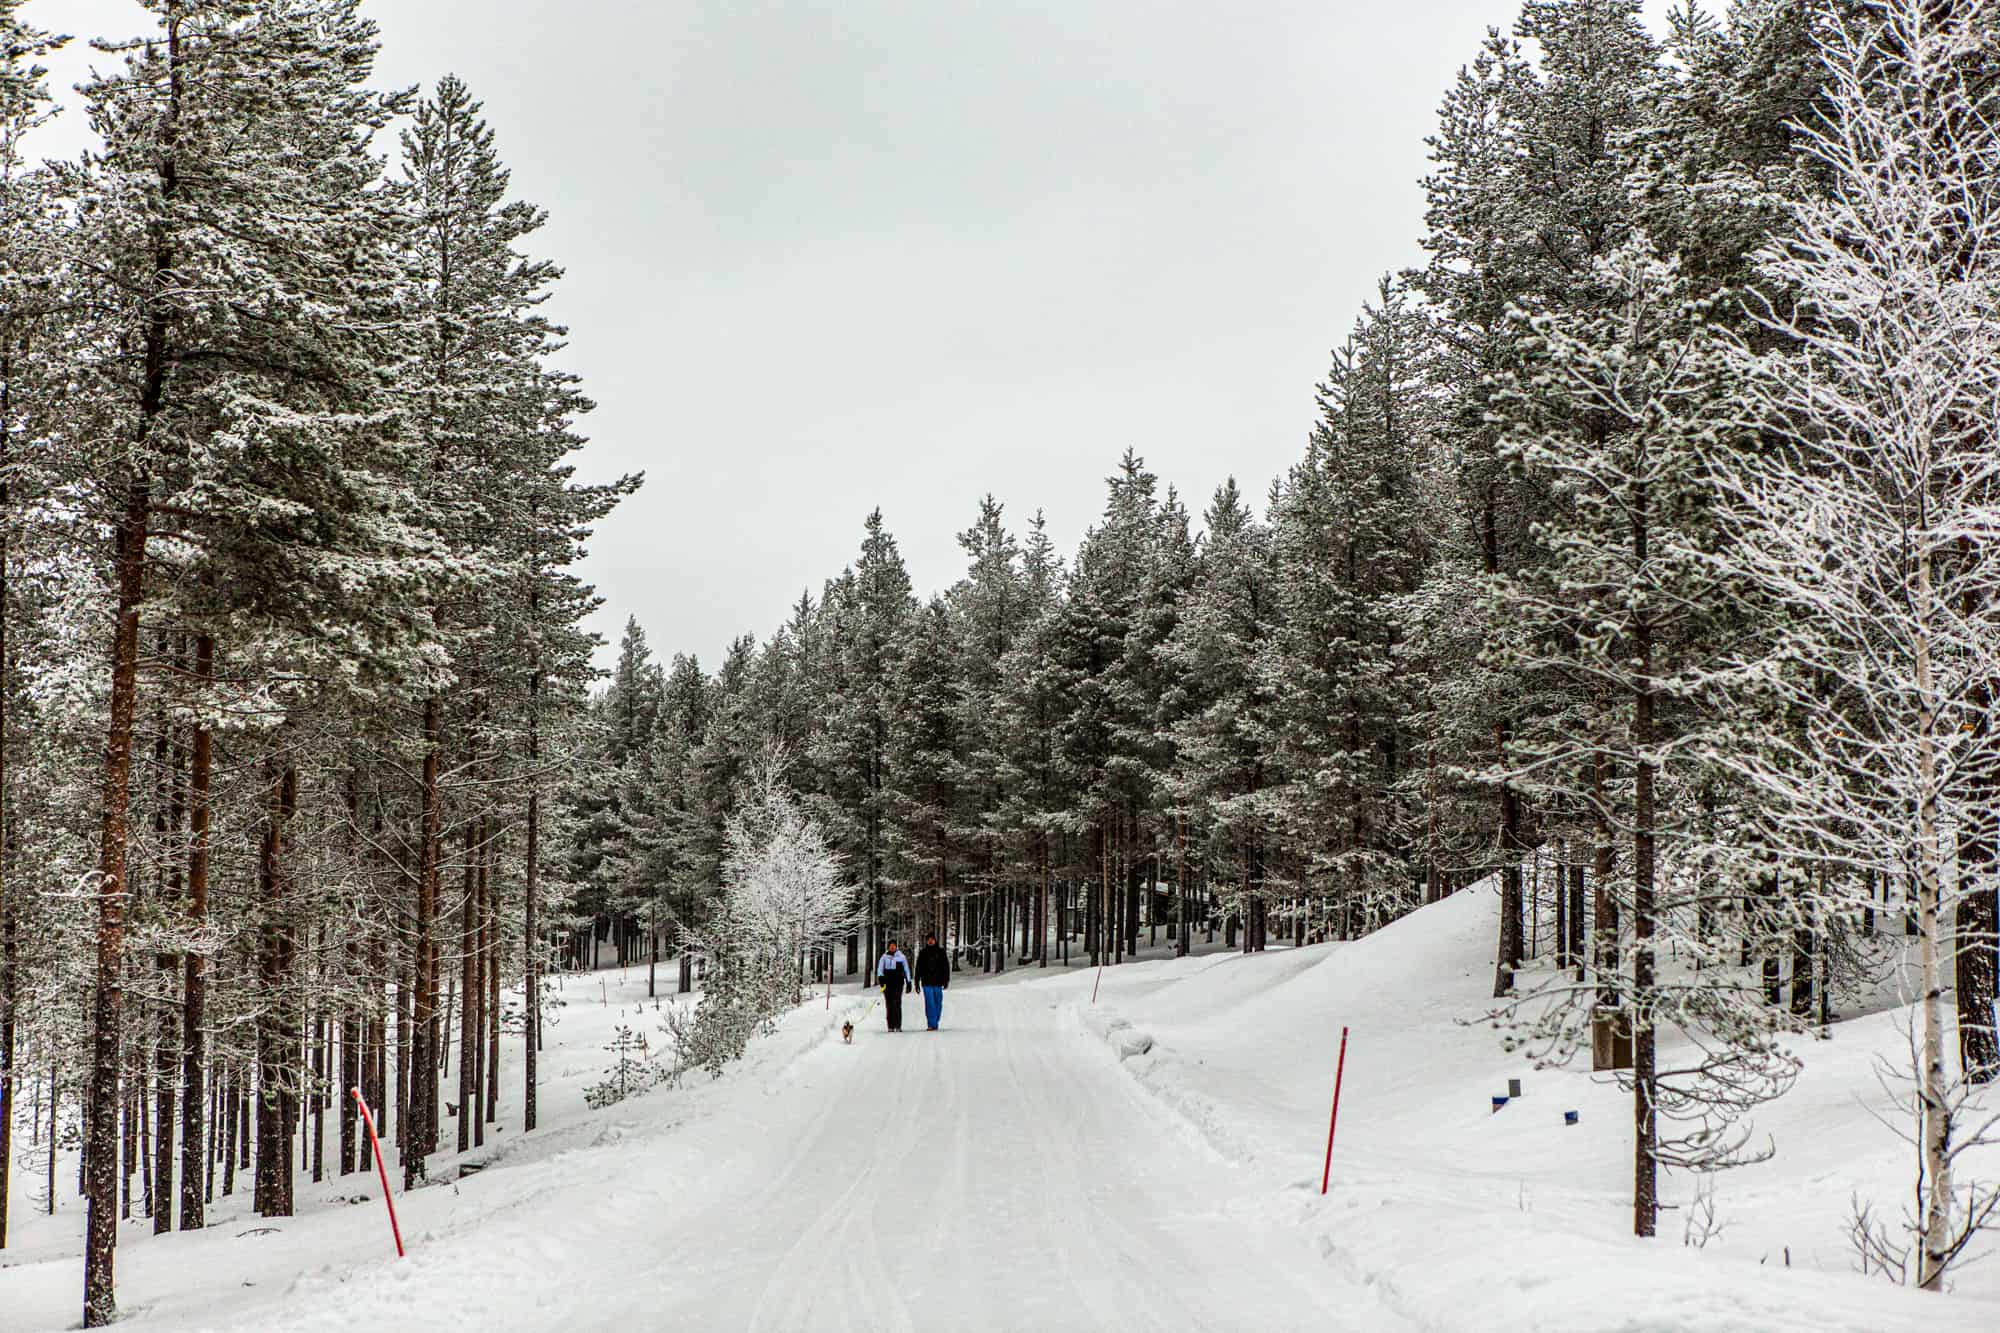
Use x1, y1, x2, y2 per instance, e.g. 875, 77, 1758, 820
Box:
1319, 1026, 1350, 1196
351, 1088, 405, 1257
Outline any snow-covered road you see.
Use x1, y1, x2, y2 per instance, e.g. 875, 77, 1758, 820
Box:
69, 975, 1396, 1333
631, 982, 1395, 1333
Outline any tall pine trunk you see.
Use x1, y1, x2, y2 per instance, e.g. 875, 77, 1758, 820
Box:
0, 833, 11, 1254
485, 829, 499, 1126
253, 756, 298, 1217
178, 635, 211, 1230
151, 702, 182, 1234
407, 692, 442, 1186
457, 816, 477, 1154
86, 12, 184, 1315
84, 465, 151, 1327
524, 647, 541, 1131
0, 352, 12, 1253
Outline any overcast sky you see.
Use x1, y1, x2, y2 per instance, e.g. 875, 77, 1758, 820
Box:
25, 0, 1658, 671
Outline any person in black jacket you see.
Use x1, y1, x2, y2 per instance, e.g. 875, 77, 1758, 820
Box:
876, 941, 912, 1031
914, 933, 950, 1031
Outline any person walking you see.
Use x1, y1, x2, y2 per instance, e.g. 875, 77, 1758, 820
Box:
914, 932, 950, 1031
877, 941, 912, 1032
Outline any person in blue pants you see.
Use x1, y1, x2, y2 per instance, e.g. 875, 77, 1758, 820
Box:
914, 933, 951, 1031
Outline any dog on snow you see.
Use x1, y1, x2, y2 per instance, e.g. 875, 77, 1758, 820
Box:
840, 1020, 854, 1044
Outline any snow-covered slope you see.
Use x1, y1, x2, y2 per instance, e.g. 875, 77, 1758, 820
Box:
1075, 884, 2000, 1330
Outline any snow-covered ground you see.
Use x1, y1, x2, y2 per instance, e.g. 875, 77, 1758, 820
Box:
4, 889, 1998, 1331
1074, 887, 2000, 1331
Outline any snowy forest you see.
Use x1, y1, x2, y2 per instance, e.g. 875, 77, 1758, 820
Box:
0, 0, 633, 1324
4, 0, 2000, 1328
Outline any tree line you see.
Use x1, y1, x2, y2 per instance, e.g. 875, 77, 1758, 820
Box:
0, 2, 632, 1324
564, 0, 2000, 1292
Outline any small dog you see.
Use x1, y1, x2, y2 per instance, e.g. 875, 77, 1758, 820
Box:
840, 1020, 854, 1045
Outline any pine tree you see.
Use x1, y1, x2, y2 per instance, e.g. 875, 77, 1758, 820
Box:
946, 498, 1025, 946
1491, 238, 1799, 1237
1263, 280, 1433, 941
992, 514, 1072, 965
812, 511, 913, 968
0, 0, 67, 1256
67, 2, 428, 1312
1167, 480, 1272, 953
886, 597, 962, 937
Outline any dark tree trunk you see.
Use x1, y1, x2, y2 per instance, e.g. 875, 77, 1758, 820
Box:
85, 5, 185, 1313
122, 1061, 138, 1220
1759, 872, 1783, 1006
1485, 481, 1524, 1000
1957, 815, 1998, 1081
0, 275, 13, 1256
339, 1009, 359, 1175
1568, 862, 1586, 983
1554, 845, 1569, 970
1592, 748, 1618, 1010
253, 758, 299, 1218
311, 1008, 326, 1183
1791, 899, 1816, 1019
152, 700, 182, 1234
0, 840, 12, 1252
485, 824, 499, 1126
84, 465, 152, 1327
408, 692, 442, 1186
1958, 668, 1999, 1081
46, 1060, 56, 1215
457, 815, 477, 1155
221, 1066, 238, 1198
1494, 759, 1524, 996
525, 650, 542, 1129
394, 930, 411, 1165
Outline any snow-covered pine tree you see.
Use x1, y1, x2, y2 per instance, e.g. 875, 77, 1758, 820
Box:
1061, 452, 1184, 962
0, 0, 68, 1253
499, 389, 628, 1125
1410, 22, 1540, 993
1262, 279, 1433, 942
1490, 238, 1800, 1238
65, 1, 428, 1312
991, 514, 1072, 964
885, 596, 962, 943
1166, 480, 1272, 955
390, 70, 620, 1181
810, 511, 914, 969
945, 498, 1025, 957
1414, 0, 1662, 999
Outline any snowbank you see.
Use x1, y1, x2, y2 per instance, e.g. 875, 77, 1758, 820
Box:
0, 970, 868, 1332
1068, 884, 2000, 1331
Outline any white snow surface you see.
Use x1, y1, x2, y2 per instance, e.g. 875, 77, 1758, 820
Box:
5, 886, 1999, 1331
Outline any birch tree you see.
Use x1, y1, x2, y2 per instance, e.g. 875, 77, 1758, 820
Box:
1711, 0, 2000, 1290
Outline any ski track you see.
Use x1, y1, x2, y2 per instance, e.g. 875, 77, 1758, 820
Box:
643, 982, 1393, 1332
98, 980, 1397, 1333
